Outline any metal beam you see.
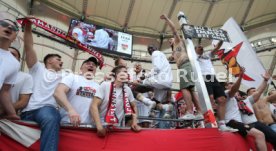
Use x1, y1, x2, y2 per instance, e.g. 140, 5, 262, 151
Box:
240, 0, 254, 25
82, 0, 88, 20
123, 0, 135, 31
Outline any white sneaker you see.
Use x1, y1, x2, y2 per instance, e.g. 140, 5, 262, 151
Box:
179, 113, 195, 120
219, 125, 239, 132
194, 114, 204, 120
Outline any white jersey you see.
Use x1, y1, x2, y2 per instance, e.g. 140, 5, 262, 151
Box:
225, 90, 242, 123
10, 72, 33, 104
0, 48, 20, 88
196, 51, 216, 75
89, 29, 109, 49
59, 74, 99, 124
240, 96, 258, 124
95, 81, 135, 125
22, 62, 62, 112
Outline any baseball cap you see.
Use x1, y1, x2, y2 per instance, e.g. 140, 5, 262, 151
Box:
82, 56, 99, 67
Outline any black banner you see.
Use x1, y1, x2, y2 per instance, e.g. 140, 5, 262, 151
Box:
182, 25, 230, 42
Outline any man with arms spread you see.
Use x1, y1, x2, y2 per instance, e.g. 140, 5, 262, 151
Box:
195, 42, 237, 132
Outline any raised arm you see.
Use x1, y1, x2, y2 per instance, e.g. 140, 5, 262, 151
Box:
160, 14, 181, 44
90, 97, 106, 137
211, 40, 223, 56
252, 72, 270, 102
54, 83, 80, 127
24, 20, 38, 68
228, 68, 244, 98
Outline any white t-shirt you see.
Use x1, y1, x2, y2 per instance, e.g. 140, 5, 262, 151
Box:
0, 48, 20, 88
59, 74, 99, 124
197, 51, 216, 75
95, 81, 135, 125
90, 29, 109, 49
143, 50, 173, 89
22, 62, 63, 112
225, 90, 242, 123
10, 72, 33, 104
240, 96, 258, 124
72, 27, 84, 43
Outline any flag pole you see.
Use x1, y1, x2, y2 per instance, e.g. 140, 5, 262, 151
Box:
177, 11, 217, 128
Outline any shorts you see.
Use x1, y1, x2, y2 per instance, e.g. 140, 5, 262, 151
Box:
226, 120, 253, 137
203, 75, 226, 99
179, 61, 195, 90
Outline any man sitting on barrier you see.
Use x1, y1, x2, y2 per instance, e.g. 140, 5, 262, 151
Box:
9, 47, 33, 114
54, 57, 99, 127
90, 65, 141, 137
224, 69, 267, 151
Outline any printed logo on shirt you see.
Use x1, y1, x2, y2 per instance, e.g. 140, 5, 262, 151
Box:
76, 86, 96, 98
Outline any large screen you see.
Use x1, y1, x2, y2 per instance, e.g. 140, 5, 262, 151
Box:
68, 19, 132, 57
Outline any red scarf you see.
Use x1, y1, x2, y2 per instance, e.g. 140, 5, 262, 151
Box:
237, 100, 253, 116
105, 82, 133, 125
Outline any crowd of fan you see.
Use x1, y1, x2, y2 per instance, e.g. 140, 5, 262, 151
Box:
1, 15, 276, 151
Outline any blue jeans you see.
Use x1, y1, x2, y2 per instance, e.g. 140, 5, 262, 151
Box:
21, 106, 61, 151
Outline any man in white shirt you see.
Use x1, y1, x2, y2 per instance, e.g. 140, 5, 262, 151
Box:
224, 70, 267, 151
235, 72, 276, 148
89, 28, 110, 49
140, 45, 173, 128
0, 16, 20, 120
20, 19, 63, 151
195, 42, 234, 132
9, 47, 33, 113
72, 23, 84, 43
90, 66, 141, 137
54, 57, 99, 127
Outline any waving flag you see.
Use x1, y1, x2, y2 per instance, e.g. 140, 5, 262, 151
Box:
213, 18, 265, 88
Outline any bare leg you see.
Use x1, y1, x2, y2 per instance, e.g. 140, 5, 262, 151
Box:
247, 128, 267, 151
216, 96, 226, 121
191, 90, 202, 113
181, 89, 193, 114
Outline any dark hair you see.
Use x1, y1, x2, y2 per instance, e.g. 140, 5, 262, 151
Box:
114, 57, 123, 66
43, 54, 61, 65
238, 90, 247, 97
9, 47, 20, 59
111, 65, 127, 78
246, 87, 256, 95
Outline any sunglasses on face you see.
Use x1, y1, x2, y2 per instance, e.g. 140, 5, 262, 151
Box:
0, 20, 19, 32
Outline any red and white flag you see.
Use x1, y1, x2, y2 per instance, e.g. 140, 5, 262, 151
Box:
213, 18, 265, 88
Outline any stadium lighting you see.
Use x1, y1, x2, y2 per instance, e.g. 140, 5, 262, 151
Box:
271, 37, 276, 43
